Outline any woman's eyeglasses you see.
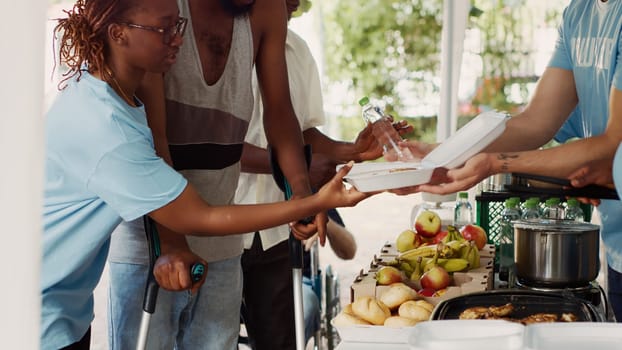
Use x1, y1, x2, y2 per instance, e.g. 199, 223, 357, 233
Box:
119, 17, 188, 45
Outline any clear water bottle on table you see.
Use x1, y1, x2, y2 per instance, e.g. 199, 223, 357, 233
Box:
359, 96, 416, 162
564, 198, 585, 222
543, 197, 564, 219
499, 198, 520, 285
521, 199, 540, 220
453, 192, 473, 229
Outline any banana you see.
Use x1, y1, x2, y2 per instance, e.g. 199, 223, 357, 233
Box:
437, 242, 456, 259
442, 258, 471, 272
409, 256, 423, 281
443, 225, 466, 244
467, 241, 481, 269
422, 245, 441, 273
398, 244, 438, 261
420, 257, 470, 273
445, 240, 468, 256
399, 261, 414, 276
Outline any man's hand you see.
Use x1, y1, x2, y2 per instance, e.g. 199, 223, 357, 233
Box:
153, 250, 208, 295
567, 157, 616, 206
416, 153, 493, 195
355, 119, 415, 162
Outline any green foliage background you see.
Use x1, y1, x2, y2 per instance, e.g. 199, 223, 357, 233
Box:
320, 0, 565, 143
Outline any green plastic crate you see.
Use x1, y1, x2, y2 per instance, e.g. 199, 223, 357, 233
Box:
475, 192, 593, 246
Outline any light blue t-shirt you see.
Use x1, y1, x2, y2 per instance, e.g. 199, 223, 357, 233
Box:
42, 72, 187, 349
549, 0, 622, 272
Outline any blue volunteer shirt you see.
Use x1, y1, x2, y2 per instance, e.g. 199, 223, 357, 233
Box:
550, 0, 622, 272
42, 72, 186, 349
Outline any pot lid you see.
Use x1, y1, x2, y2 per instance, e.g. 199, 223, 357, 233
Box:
513, 219, 600, 232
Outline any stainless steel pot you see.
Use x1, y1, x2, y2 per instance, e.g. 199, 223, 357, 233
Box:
514, 219, 600, 287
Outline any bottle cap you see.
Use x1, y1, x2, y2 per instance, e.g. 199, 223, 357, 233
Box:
504, 199, 516, 208
545, 197, 560, 206
566, 198, 579, 207
458, 192, 468, 199
358, 96, 370, 106
524, 200, 537, 209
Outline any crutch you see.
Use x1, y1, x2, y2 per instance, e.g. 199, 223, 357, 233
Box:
136, 215, 206, 350
269, 145, 313, 350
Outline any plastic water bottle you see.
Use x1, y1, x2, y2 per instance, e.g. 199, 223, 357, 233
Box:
521, 199, 540, 220
543, 197, 564, 219
453, 192, 473, 229
564, 198, 585, 222
359, 97, 415, 162
499, 199, 520, 284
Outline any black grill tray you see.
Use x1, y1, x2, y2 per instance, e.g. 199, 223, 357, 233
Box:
431, 289, 604, 322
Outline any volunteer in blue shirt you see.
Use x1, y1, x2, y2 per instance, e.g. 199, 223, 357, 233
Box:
403, 0, 622, 320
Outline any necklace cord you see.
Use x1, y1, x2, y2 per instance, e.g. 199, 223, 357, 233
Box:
104, 67, 136, 106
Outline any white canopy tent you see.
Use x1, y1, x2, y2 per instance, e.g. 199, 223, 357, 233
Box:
0, 1, 470, 348
438, 0, 470, 142
0, 0, 45, 348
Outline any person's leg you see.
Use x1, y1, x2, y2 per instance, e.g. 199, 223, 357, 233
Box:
179, 254, 243, 350
60, 327, 91, 350
302, 277, 320, 343
607, 265, 622, 321
107, 262, 179, 350
242, 236, 295, 350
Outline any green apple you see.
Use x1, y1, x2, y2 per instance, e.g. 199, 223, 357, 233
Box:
396, 229, 417, 252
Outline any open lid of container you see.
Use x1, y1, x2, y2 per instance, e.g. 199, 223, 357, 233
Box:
420, 111, 509, 169
338, 111, 509, 192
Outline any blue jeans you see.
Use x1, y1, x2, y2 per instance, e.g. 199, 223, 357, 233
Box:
303, 276, 320, 342
107, 255, 243, 350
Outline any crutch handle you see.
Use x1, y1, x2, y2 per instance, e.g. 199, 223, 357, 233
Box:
142, 216, 161, 314
289, 236, 304, 269
190, 262, 206, 283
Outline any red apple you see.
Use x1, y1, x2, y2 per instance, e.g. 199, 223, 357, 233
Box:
375, 266, 405, 285
431, 230, 448, 244
459, 224, 488, 250
414, 210, 442, 238
420, 266, 450, 290
417, 288, 437, 297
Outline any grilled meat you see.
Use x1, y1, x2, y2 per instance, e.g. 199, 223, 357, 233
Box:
458, 303, 577, 324
520, 313, 558, 325
458, 306, 491, 319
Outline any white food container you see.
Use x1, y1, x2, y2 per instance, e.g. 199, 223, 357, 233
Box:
523, 323, 622, 350
408, 320, 524, 350
331, 319, 417, 344
340, 111, 509, 192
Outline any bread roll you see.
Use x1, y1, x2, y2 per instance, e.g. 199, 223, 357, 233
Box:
332, 311, 371, 327
398, 300, 432, 321
413, 299, 434, 313
342, 303, 354, 315
378, 282, 417, 310
351, 296, 391, 325
383, 316, 419, 328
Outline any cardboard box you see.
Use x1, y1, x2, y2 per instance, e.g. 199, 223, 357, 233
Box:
350, 243, 495, 305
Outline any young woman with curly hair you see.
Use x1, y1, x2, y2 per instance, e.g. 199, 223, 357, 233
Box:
43, 0, 368, 348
